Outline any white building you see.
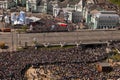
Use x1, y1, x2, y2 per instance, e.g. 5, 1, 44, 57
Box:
26, 0, 38, 12
53, 6, 60, 17
0, 0, 16, 9
74, 0, 86, 12
91, 11, 119, 29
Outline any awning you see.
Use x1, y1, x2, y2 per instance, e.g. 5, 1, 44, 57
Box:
57, 22, 67, 27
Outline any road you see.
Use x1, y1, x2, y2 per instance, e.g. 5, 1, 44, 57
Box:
0, 30, 120, 51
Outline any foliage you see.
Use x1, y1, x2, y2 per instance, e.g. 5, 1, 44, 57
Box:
109, 0, 120, 6
110, 54, 120, 61
16, 25, 28, 33
22, 25, 28, 32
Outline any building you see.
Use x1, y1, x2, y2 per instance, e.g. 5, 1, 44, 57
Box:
81, 0, 120, 29
37, 1, 47, 13
26, 0, 38, 12
82, 0, 97, 24
65, 11, 83, 23
26, 0, 47, 13
74, 0, 86, 12
90, 11, 119, 29
14, 0, 26, 6
0, 0, 16, 9
53, 4, 83, 23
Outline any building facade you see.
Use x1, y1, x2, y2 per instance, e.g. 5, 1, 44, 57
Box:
0, 0, 16, 9
72, 11, 83, 23
14, 0, 26, 6
26, 0, 38, 12
26, 0, 47, 13
91, 11, 119, 29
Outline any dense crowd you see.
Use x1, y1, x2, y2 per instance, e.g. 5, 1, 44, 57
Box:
25, 63, 120, 80
110, 40, 120, 49
0, 42, 120, 79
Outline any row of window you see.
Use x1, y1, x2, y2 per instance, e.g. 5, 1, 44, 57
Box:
99, 20, 118, 23
98, 24, 116, 26
97, 26, 115, 29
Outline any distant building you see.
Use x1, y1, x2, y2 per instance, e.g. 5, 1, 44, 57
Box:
0, 0, 16, 9
37, 1, 47, 13
26, 0, 38, 12
65, 11, 83, 23
47, 0, 58, 14
82, 0, 96, 24
75, 0, 86, 12
53, 6, 83, 23
65, 11, 72, 22
72, 11, 83, 23
14, 0, 26, 6
26, 0, 47, 13
81, 0, 120, 29
91, 11, 119, 29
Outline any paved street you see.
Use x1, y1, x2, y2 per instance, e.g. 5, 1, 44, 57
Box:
0, 30, 120, 51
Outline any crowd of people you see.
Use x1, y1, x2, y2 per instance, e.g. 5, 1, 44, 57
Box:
0, 42, 120, 80
24, 63, 120, 80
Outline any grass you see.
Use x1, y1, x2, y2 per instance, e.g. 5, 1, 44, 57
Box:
110, 54, 120, 61
36, 45, 76, 50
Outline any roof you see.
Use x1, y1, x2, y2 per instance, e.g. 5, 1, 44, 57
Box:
100, 11, 117, 14
90, 9, 99, 14
94, 11, 119, 18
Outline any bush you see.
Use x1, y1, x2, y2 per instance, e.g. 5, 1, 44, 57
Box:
22, 25, 28, 32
